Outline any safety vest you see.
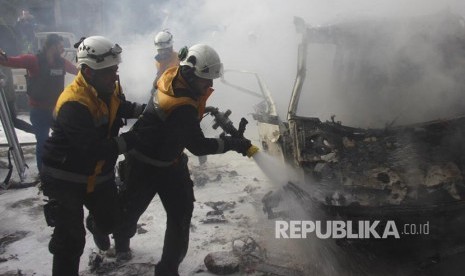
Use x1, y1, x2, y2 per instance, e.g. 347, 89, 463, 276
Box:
154, 66, 212, 120
26, 52, 65, 106
52, 71, 122, 192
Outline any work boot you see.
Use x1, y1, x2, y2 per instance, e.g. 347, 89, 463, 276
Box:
116, 250, 133, 262
86, 215, 110, 251
115, 237, 132, 262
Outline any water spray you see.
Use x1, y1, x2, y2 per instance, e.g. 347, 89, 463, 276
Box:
205, 106, 259, 158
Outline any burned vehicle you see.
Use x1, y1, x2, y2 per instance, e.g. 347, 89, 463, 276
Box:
224, 10, 465, 270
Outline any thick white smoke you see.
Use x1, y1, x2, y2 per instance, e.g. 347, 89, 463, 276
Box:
98, 0, 465, 130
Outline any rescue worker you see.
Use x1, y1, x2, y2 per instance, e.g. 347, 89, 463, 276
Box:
152, 30, 179, 91
40, 36, 146, 276
0, 34, 78, 172
113, 44, 252, 275
152, 30, 207, 165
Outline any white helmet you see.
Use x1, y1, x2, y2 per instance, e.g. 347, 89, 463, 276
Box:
154, 30, 173, 50
179, 44, 223, 80
76, 36, 122, 70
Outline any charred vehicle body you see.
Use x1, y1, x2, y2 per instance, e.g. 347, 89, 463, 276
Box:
223, 10, 465, 270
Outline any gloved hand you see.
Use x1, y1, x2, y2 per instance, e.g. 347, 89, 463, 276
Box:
222, 136, 252, 156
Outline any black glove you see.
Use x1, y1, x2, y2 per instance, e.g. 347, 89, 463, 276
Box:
222, 136, 252, 156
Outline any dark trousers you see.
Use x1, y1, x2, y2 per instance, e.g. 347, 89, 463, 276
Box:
114, 154, 195, 275
30, 107, 53, 172
41, 174, 119, 276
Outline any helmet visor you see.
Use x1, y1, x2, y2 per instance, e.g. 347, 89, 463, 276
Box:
197, 62, 224, 79
154, 41, 172, 49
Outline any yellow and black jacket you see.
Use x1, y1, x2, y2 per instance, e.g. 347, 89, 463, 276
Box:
42, 71, 142, 191
133, 66, 223, 166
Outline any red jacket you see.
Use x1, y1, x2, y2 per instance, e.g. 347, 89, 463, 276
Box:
0, 54, 78, 108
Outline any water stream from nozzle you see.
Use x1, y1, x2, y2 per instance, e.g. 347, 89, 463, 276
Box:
249, 150, 297, 187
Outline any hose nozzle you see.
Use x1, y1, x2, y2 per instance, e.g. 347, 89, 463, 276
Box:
246, 145, 259, 158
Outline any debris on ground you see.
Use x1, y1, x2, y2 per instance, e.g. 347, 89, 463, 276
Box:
205, 201, 236, 212
0, 232, 28, 255
201, 210, 228, 224
0, 269, 35, 276
204, 251, 240, 275
86, 251, 154, 276
204, 236, 304, 276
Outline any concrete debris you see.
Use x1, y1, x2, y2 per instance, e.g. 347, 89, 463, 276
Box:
88, 251, 105, 272
136, 223, 148, 234
191, 171, 221, 187
205, 201, 236, 211
86, 251, 154, 275
201, 210, 228, 224
232, 236, 264, 258
204, 251, 240, 275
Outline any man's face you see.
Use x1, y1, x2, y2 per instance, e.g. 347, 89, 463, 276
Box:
157, 47, 172, 61
192, 77, 213, 96
51, 42, 64, 60
92, 65, 119, 96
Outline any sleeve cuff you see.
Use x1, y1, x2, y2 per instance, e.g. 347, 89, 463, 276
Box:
216, 138, 225, 154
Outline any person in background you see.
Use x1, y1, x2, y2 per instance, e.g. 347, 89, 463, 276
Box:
152, 29, 179, 92
0, 33, 78, 173
40, 36, 146, 276
0, 65, 34, 133
15, 10, 37, 53
113, 44, 252, 275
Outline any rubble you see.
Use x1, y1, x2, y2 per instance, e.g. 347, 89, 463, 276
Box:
201, 210, 228, 224
205, 201, 236, 212
204, 237, 304, 276
204, 251, 240, 275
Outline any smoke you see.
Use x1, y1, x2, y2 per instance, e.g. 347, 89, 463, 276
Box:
88, 0, 465, 131
298, 7, 465, 128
